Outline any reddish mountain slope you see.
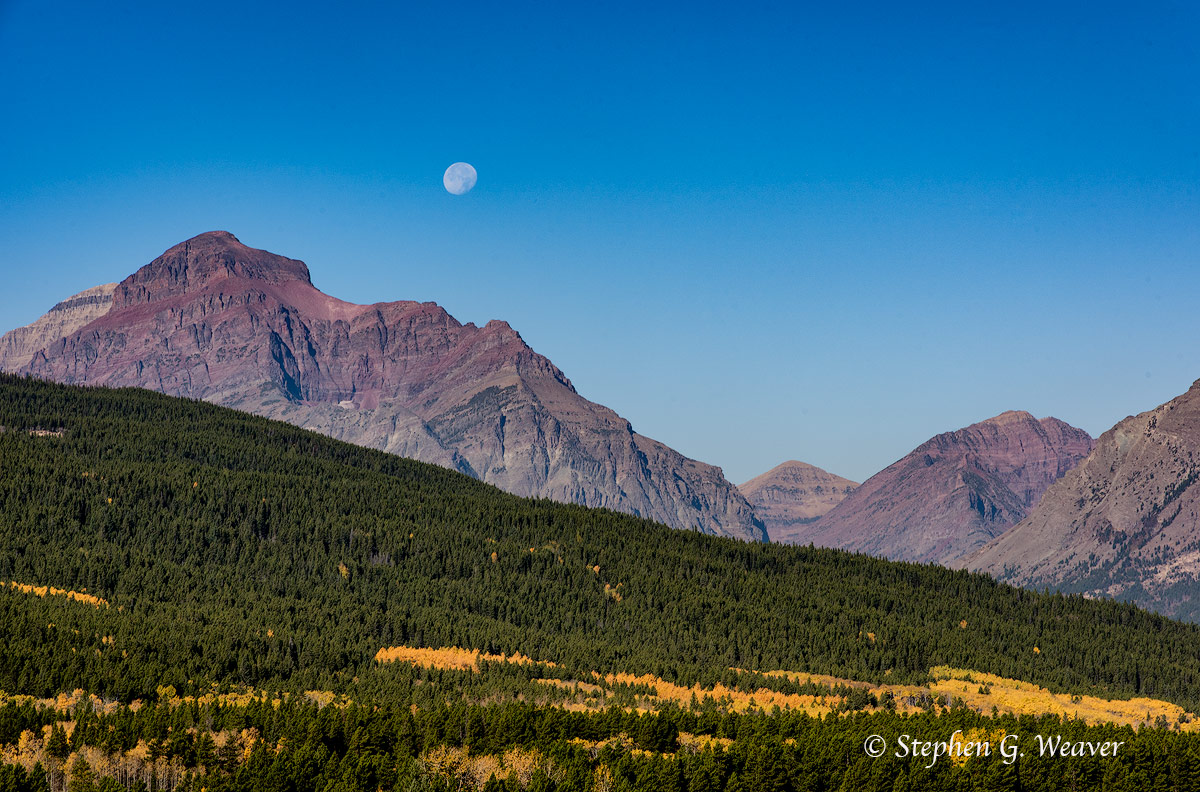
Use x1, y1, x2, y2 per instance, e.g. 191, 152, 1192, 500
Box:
787, 411, 1093, 564
964, 381, 1200, 620
738, 461, 857, 542
1, 231, 764, 540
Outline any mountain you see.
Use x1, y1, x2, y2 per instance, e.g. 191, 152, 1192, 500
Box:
5, 373, 1200, 712
964, 380, 1200, 620
0, 283, 117, 370
0, 231, 764, 540
738, 460, 857, 541
783, 411, 1094, 565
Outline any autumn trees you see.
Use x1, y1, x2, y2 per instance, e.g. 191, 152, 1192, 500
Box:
3, 697, 1200, 792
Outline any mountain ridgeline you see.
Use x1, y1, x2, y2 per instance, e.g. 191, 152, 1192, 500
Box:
966, 379, 1200, 621
775, 411, 1094, 565
0, 231, 763, 540
4, 374, 1200, 710
0, 283, 116, 371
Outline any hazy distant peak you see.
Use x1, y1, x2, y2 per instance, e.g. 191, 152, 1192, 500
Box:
739, 460, 858, 540
0, 282, 117, 372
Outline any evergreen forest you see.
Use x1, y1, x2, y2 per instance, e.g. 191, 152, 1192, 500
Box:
3, 373, 1200, 791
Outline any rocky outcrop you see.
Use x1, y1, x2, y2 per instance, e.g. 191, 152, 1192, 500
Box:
2, 231, 765, 540
0, 283, 117, 372
789, 411, 1093, 565
963, 381, 1200, 620
739, 461, 857, 542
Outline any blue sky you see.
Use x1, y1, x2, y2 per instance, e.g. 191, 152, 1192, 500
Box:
1, 1, 1197, 483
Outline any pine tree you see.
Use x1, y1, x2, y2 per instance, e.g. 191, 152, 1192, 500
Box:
66, 757, 96, 792
47, 724, 70, 761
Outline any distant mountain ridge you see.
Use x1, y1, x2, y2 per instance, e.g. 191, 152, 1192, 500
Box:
0, 231, 764, 540
781, 411, 1094, 564
964, 379, 1200, 621
739, 461, 857, 541
0, 283, 117, 371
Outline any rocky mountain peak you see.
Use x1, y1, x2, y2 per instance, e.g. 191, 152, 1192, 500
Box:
1, 232, 763, 541
784, 411, 1094, 564
739, 461, 858, 540
964, 382, 1200, 620
113, 231, 313, 308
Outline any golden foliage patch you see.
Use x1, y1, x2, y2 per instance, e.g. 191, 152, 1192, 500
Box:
374, 644, 557, 671
3, 581, 108, 608
373, 644, 1200, 728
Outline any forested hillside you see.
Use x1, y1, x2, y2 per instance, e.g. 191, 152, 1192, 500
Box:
2, 372, 1200, 712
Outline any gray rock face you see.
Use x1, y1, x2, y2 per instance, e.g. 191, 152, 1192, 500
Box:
1, 231, 765, 541
0, 283, 117, 372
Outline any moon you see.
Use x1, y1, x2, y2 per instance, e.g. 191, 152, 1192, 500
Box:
443, 162, 477, 195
